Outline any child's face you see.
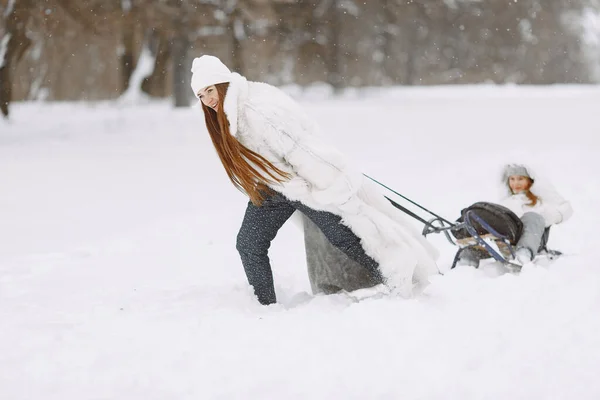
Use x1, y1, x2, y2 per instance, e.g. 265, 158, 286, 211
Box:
508, 175, 531, 194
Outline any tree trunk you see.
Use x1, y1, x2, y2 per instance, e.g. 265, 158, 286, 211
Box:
0, 34, 12, 117
1, 0, 33, 118
229, 9, 244, 74
141, 30, 170, 97
326, 0, 343, 91
171, 33, 190, 107
120, 14, 136, 93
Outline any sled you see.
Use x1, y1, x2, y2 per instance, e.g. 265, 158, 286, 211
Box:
419, 202, 562, 271
365, 174, 563, 272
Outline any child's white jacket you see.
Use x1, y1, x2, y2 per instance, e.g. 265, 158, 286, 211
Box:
498, 164, 573, 227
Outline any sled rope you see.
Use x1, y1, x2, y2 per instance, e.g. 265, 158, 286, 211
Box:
363, 174, 455, 226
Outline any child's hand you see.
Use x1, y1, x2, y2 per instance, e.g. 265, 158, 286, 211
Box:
539, 205, 563, 226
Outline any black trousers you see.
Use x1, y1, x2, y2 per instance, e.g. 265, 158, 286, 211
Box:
236, 192, 381, 305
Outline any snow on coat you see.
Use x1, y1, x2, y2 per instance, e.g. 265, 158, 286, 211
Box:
221, 72, 440, 291
498, 163, 573, 227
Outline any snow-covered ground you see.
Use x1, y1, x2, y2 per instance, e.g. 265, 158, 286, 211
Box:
1, 85, 599, 399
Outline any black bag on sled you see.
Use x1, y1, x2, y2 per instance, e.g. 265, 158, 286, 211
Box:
451, 202, 523, 245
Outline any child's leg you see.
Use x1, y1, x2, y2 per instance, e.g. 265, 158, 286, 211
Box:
516, 212, 546, 261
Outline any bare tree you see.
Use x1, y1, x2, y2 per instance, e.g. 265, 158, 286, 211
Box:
1, 0, 34, 118
316, 0, 344, 90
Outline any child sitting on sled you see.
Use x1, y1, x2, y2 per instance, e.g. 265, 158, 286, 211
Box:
457, 163, 573, 267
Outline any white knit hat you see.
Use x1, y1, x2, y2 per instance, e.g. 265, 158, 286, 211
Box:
190, 55, 232, 97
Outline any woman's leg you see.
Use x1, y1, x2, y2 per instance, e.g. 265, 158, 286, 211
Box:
236, 193, 296, 305
515, 212, 546, 262
293, 202, 384, 283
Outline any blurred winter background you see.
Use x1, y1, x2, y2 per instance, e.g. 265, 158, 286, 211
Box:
2, 2, 600, 400
2, 0, 600, 114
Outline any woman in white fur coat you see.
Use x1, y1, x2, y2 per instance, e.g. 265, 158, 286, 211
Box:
190, 55, 439, 305
460, 163, 573, 267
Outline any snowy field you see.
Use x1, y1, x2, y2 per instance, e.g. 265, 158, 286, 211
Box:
1, 85, 599, 399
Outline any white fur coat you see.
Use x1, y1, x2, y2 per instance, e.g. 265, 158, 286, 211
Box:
222, 73, 440, 291
498, 164, 573, 227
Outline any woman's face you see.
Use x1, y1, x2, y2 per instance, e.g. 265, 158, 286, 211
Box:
508, 175, 531, 194
197, 85, 219, 110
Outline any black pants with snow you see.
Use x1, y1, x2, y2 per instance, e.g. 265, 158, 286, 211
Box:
236, 192, 382, 305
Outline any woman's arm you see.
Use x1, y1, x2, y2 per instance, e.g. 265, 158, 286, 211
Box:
246, 105, 363, 206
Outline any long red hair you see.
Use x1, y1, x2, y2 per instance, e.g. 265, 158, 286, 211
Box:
202, 83, 291, 205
